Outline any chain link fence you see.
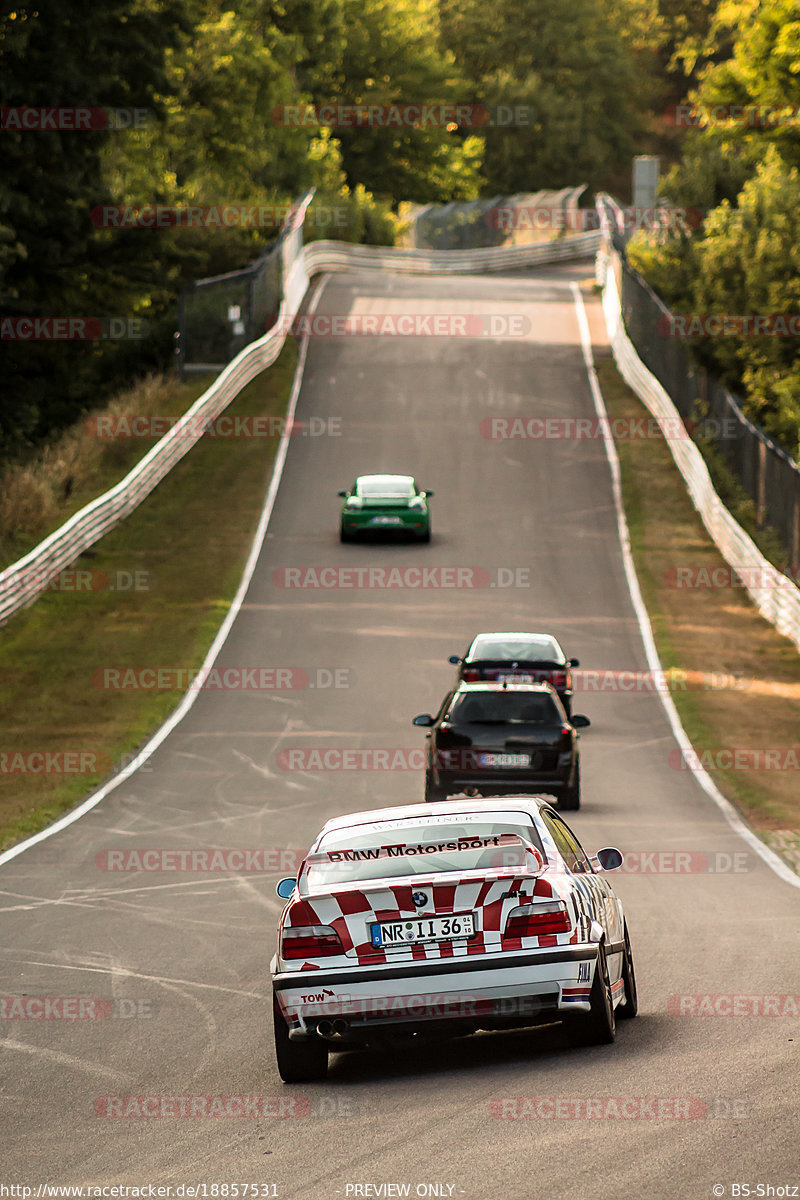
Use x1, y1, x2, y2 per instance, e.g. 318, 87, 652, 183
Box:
598, 195, 800, 573
403, 188, 589, 250
177, 243, 282, 375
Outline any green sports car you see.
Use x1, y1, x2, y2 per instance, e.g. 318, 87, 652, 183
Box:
338, 474, 433, 543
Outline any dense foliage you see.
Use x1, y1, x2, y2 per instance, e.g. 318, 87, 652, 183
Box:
627, 0, 800, 455
8, 0, 796, 456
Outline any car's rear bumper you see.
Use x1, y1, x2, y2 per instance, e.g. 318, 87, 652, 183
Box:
461, 672, 573, 703
430, 770, 571, 796
341, 511, 428, 534
272, 943, 601, 1040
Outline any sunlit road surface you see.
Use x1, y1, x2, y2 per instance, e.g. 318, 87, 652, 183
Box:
2, 262, 798, 1199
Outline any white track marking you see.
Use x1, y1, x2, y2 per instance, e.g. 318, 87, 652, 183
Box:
3, 956, 269, 998
571, 281, 800, 890
0, 1038, 131, 1082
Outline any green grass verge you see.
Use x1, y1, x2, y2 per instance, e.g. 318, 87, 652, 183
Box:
0, 341, 298, 852
597, 352, 800, 837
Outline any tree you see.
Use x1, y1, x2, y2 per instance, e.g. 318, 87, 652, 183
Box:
692, 148, 800, 452
628, 1, 800, 453
438, 0, 650, 195
0, 0, 191, 450
309, 0, 483, 202
663, 0, 800, 211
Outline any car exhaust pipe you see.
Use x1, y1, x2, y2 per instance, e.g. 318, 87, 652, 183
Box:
317, 1018, 349, 1038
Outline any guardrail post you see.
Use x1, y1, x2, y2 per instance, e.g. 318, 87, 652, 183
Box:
176, 290, 186, 380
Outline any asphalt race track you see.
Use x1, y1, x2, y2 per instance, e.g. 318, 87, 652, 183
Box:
2, 261, 799, 1200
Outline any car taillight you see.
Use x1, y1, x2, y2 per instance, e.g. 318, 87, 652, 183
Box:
462, 668, 481, 682
436, 724, 471, 749
550, 670, 568, 689
504, 901, 571, 938
281, 925, 344, 959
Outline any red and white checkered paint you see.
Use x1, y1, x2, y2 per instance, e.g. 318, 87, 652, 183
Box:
271, 798, 628, 1035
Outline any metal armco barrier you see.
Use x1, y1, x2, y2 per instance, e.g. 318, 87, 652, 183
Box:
597, 241, 800, 653
0, 216, 600, 627
302, 231, 601, 277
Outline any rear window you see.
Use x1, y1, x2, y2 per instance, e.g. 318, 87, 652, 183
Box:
303, 815, 545, 889
468, 635, 561, 662
357, 477, 415, 497
450, 691, 561, 724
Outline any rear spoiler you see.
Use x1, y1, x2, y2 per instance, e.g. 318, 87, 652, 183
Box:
466, 658, 564, 670
304, 832, 544, 871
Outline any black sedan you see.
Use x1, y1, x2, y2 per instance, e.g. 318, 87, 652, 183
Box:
413, 682, 590, 810
449, 631, 579, 716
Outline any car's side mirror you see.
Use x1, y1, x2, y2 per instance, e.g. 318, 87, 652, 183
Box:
448, 655, 461, 665
594, 847, 623, 872
412, 714, 435, 727
276, 877, 296, 898
423, 490, 434, 497
337, 490, 347, 498
568, 657, 580, 667
571, 714, 590, 728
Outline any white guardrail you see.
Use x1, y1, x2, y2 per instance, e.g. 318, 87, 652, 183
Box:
0, 229, 601, 627
597, 244, 800, 653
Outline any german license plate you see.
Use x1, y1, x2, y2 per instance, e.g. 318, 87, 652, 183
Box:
370, 912, 475, 947
478, 752, 530, 767
497, 673, 534, 683
369, 515, 402, 525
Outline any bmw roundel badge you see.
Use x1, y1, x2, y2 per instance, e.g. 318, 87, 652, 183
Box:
412, 891, 429, 908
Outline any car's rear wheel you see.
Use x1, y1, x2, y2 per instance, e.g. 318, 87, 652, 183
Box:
424, 771, 445, 803
559, 761, 581, 810
339, 523, 354, 543
417, 524, 431, 543
273, 996, 328, 1082
564, 943, 616, 1047
617, 922, 638, 1019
